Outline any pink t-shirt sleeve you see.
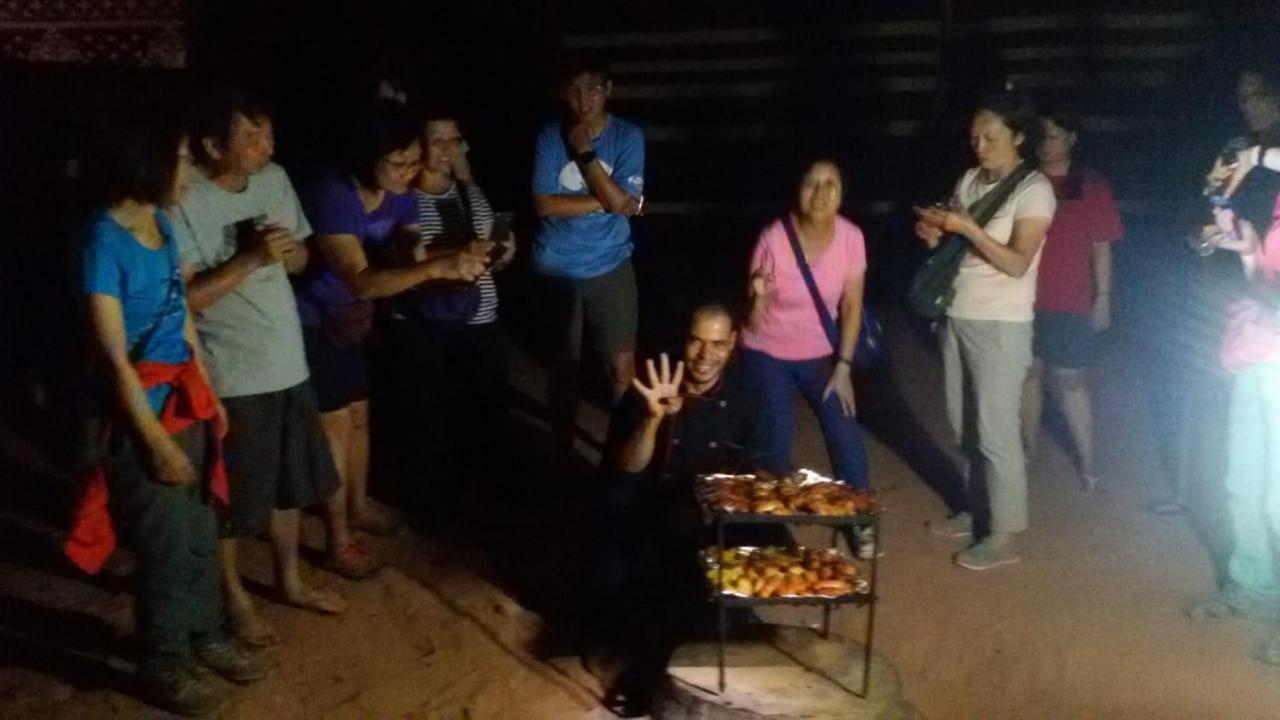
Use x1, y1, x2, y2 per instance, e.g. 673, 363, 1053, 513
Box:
839, 219, 868, 281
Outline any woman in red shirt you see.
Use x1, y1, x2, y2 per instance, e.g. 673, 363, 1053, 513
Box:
1022, 112, 1124, 491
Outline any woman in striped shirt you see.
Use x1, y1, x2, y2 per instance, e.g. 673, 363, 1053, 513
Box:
383, 107, 516, 504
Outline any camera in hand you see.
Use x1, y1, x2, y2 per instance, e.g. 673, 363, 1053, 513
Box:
232, 214, 269, 249
1188, 140, 1250, 256
1202, 138, 1250, 204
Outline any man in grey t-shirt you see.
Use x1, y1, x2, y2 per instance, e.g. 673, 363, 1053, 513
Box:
173, 87, 376, 649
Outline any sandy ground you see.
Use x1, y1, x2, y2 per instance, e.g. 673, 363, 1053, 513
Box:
2, 314, 1279, 719
784, 320, 1280, 720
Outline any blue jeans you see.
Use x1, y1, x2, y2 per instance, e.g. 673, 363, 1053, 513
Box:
1224, 364, 1280, 598
741, 349, 869, 489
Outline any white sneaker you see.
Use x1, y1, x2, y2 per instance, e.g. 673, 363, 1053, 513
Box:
855, 526, 883, 560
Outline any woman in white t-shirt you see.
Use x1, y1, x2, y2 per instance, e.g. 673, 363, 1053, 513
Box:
914, 90, 1057, 571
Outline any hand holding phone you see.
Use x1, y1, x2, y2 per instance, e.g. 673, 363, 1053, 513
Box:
486, 212, 515, 266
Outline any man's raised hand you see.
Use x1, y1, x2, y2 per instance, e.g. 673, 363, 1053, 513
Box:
632, 352, 685, 418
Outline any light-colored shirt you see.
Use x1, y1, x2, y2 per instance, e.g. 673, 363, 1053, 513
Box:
948, 167, 1057, 322
742, 215, 867, 361
172, 163, 312, 398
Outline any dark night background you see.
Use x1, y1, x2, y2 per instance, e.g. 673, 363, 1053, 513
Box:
0, 0, 1277, 463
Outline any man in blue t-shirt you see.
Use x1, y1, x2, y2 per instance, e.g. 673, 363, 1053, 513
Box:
532, 56, 645, 461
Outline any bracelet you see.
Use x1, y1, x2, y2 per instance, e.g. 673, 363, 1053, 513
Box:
573, 149, 597, 166
836, 357, 853, 367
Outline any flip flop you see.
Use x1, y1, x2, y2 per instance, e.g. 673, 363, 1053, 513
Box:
279, 585, 347, 616
324, 540, 381, 580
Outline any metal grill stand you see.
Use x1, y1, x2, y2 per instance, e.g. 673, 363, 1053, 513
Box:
710, 510, 880, 698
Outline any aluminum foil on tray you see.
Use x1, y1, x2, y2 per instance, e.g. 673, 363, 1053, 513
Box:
697, 469, 879, 517
703, 545, 868, 599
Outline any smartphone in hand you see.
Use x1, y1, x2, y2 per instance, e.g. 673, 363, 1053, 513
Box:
487, 212, 514, 265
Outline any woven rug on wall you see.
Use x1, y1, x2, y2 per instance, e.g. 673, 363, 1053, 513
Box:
0, 0, 184, 67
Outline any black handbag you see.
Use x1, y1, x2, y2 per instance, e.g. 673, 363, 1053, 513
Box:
780, 215, 884, 368
907, 162, 1037, 318
414, 182, 482, 327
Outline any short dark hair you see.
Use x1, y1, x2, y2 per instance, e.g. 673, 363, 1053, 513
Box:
88, 109, 186, 207
786, 156, 849, 212
1240, 59, 1280, 96
414, 102, 461, 129
556, 53, 611, 88
346, 99, 419, 188
1040, 107, 1080, 135
189, 84, 272, 166
977, 88, 1040, 158
690, 301, 740, 332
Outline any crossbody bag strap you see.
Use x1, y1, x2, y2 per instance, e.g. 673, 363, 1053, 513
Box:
965, 161, 1036, 229
781, 215, 841, 355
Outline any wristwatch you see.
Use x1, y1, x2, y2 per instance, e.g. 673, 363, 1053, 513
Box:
573, 149, 597, 166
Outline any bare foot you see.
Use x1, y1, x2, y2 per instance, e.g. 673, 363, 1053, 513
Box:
280, 582, 346, 615
227, 600, 279, 648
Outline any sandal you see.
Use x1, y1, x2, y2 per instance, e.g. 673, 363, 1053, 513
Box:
324, 540, 380, 580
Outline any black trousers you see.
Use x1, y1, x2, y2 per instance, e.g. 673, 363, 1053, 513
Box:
381, 316, 512, 504
587, 475, 791, 706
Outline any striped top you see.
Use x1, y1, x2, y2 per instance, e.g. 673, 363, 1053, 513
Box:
415, 182, 498, 325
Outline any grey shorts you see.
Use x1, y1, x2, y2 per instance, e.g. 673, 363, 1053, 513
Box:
218, 380, 340, 538
545, 259, 639, 359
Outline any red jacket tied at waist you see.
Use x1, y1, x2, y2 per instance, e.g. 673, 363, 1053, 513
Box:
63, 353, 227, 574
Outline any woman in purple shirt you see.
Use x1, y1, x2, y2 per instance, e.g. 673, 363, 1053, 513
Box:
297, 101, 486, 545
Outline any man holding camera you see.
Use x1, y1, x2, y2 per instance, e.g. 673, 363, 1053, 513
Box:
173, 87, 373, 650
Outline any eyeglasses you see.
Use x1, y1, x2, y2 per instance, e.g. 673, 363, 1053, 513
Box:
565, 83, 607, 98
382, 157, 423, 173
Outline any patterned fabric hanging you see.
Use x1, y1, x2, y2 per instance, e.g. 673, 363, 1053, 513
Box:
0, 0, 184, 67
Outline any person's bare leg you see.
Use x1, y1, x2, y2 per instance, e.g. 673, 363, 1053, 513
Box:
608, 350, 637, 404
1021, 359, 1044, 460
271, 508, 345, 614
1049, 366, 1097, 489
219, 539, 277, 646
345, 399, 398, 533
324, 484, 352, 555
319, 406, 352, 555
345, 400, 371, 518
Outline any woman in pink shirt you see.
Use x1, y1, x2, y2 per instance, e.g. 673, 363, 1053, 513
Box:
742, 159, 869, 495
